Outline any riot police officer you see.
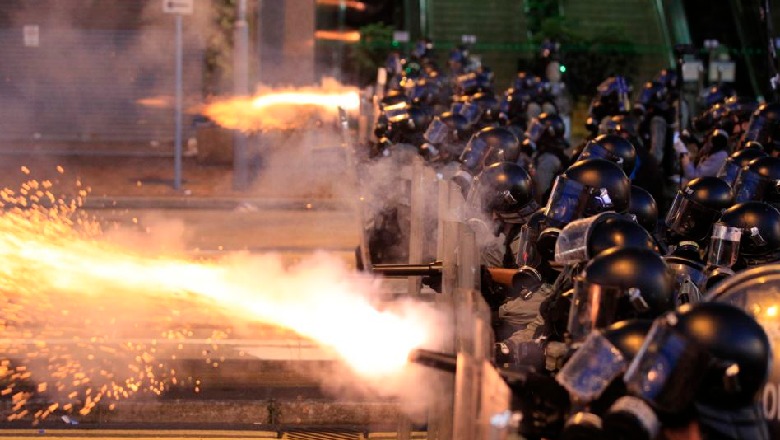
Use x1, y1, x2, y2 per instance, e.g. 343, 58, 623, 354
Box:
526, 113, 569, 203
453, 126, 521, 195
577, 134, 638, 177
733, 156, 780, 209
665, 176, 734, 248
420, 111, 470, 163
623, 302, 771, 440
743, 102, 780, 156
717, 146, 767, 187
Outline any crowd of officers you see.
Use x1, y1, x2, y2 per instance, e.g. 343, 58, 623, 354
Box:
364, 46, 780, 440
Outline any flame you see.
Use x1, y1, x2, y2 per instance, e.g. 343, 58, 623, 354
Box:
202, 85, 360, 132
316, 0, 366, 11
136, 96, 172, 109
315, 30, 361, 42
0, 171, 434, 421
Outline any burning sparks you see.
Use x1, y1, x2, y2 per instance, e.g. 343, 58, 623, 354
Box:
201, 85, 360, 132
0, 171, 434, 423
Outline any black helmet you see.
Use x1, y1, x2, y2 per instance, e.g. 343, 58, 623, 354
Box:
629, 186, 658, 234
709, 201, 780, 268
423, 111, 469, 144
555, 212, 654, 265
545, 159, 631, 227
579, 134, 637, 176
471, 91, 501, 123
665, 176, 734, 243
468, 162, 536, 222
526, 112, 565, 144
718, 146, 768, 186
744, 102, 780, 155
459, 127, 521, 174
568, 248, 673, 342
707, 263, 780, 438
733, 156, 780, 208
625, 302, 770, 420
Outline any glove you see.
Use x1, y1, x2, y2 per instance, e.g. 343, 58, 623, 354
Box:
495, 340, 545, 371
672, 131, 689, 155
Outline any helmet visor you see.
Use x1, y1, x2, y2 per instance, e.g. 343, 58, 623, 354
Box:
460, 136, 490, 172
706, 223, 742, 269
424, 117, 450, 144
459, 102, 482, 125
744, 115, 768, 143
556, 331, 627, 403
734, 169, 767, 203
624, 314, 709, 414
450, 102, 466, 115
664, 192, 722, 242
568, 278, 626, 342
716, 159, 742, 186
545, 176, 588, 226
545, 176, 616, 227
554, 213, 615, 265
516, 223, 542, 268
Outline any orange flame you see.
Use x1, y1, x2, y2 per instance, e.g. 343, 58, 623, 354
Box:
315, 30, 362, 42
202, 86, 360, 132
0, 172, 435, 421
316, 0, 367, 11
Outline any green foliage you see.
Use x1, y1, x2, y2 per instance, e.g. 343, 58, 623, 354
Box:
347, 23, 395, 86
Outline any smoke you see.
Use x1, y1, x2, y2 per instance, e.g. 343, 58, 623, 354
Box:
0, 0, 214, 143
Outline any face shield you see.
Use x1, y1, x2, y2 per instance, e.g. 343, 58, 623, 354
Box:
554, 213, 618, 265
545, 176, 615, 227
459, 102, 482, 125
716, 159, 743, 186
734, 169, 776, 204
744, 116, 768, 143
460, 137, 491, 173
706, 223, 742, 269
664, 192, 722, 242
556, 331, 628, 403
451, 102, 466, 115
568, 277, 649, 342
424, 117, 451, 144
623, 313, 711, 414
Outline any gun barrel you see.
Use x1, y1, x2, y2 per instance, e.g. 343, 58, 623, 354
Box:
409, 348, 531, 384
408, 348, 457, 373
371, 261, 443, 278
